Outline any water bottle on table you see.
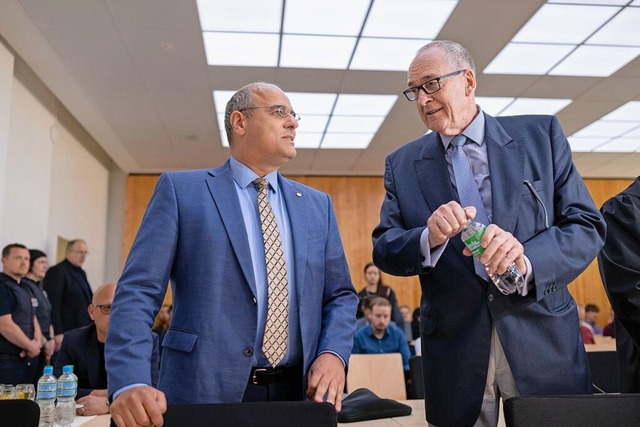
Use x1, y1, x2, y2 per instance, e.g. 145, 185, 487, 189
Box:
55, 365, 78, 426
460, 221, 524, 295
36, 365, 56, 427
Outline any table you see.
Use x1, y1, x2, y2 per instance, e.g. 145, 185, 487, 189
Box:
75, 400, 507, 427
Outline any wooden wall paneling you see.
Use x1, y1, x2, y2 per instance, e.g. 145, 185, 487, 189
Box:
123, 175, 634, 327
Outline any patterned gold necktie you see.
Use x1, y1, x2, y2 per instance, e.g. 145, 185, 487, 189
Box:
253, 178, 289, 367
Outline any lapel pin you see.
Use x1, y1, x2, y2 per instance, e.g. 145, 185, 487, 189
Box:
296, 192, 302, 197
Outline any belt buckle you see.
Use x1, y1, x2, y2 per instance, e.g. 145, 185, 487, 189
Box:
252, 368, 268, 385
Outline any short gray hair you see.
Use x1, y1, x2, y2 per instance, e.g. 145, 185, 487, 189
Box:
223, 82, 280, 146
416, 40, 476, 74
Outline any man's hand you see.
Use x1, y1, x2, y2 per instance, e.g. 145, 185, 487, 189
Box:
462, 223, 527, 276
306, 353, 346, 412
110, 386, 167, 427
54, 334, 64, 352
427, 202, 476, 248
43, 339, 56, 360
77, 394, 110, 416
25, 339, 41, 358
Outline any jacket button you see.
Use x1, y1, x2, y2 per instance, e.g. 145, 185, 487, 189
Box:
488, 294, 494, 303
243, 347, 253, 357
252, 297, 257, 305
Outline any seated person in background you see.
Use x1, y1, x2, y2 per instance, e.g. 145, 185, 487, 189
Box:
54, 283, 160, 416
577, 303, 595, 344
603, 311, 615, 338
352, 297, 411, 372
356, 263, 403, 328
585, 304, 603, 335
152, 304, 172, 342
355, 294, 375, 331
399, 305, 414, 343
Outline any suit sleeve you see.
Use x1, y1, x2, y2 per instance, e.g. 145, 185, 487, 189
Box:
598, 192, 640, 346
105, 173, 178, 396
43, 266, 65, 334
372, 156, 428, 277
315, 195, 359, 365
522, 116, 606, 298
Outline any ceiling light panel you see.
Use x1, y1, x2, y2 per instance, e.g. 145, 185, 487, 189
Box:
321, 133, 374, 149
283, 0, 369, 35
326, 116, 386, 133
203, 33, 279, 66
572, 120, 638, 138
197, 0, 282, 32
600, 101, 640, 121
484, 43, 575, 75
549, 45, 640, 76
475, 97, 515, 116
280, 35, 356, 69
593, 137, 640, 152
333, 94, 397, 116
568, 137, 608, 152
363, 0, 458, 38
512, 4, 620, 44
500, 98, 572, 116
350, 38, 429, 71
548, 0, 630, 6
286, 92, 337, 115
586, 7, 640, 46
296, 115, 330, 133
294, 133, 323, 149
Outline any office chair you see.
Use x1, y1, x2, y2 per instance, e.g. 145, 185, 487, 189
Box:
0, 399, 40, 427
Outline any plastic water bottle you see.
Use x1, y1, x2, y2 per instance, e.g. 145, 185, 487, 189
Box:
55, 365, 78, 426
460, 221, 523, 295
36, 365, 57, 427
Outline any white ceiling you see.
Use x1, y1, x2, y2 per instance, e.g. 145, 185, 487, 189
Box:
1, 0, 639, 177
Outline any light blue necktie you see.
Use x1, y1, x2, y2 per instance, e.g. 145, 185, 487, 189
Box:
451, 135, 490, 279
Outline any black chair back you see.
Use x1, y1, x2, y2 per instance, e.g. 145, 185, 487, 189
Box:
587, 350, 620, 393
504, 394, 640, 427
408, 355, 424, 399
0, 399, 40, 427
163, 401, 337, 427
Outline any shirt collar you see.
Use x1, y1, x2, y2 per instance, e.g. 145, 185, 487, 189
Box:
229, 156, 280, 193
440, 105, 485, 150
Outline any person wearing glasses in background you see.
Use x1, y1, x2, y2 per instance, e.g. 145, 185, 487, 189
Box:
106, 82, 358, 427
54, 283, 160, 416
44, 239, 93, 350
372, 40, 605, 427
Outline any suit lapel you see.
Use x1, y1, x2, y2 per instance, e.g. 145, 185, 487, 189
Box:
279, 176, 307, 307
87, 325, 100, 387
205, 162, 257, 296
485, 114, 523, 234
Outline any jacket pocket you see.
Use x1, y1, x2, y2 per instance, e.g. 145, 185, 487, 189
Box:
161, 329, 198, 353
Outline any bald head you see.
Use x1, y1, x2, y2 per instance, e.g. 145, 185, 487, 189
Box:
92, 283, 116, 305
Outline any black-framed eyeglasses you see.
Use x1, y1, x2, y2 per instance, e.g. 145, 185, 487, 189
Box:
93, 304, 112, 315
403, 69, 466, 101
238, 105, 301, 121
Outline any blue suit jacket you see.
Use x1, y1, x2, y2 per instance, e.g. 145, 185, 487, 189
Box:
373, 114, 606, 426
106, 162, 358, 403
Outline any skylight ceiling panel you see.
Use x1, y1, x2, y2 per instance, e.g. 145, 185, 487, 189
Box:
280, 35, 356, 69
600, 101, 640, 121
294, 133, 323, 149
326, 116, 386, 133
548, 0, 629, 4
286, 93, 337, 115
594, 137, 640, 152
572, 120, 638, 137
321, 133, 374, 149
197, 0, 282, 32
283, 0, 369, 35
362, 0, 458, 38
350, 38, 427, 71
568, 137, 609, 151
500, 98, 572, 116
475, 97, 514, 116
512, 4, 620, 44
587, 7, 640, 46
549, 45, 640, 76
296, 115, 330, 133
484, 43, 575, 75
203, 33, 279, 66
333, 94, 398, 116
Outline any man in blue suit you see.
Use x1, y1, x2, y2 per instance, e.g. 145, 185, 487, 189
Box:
106, 82, 358, 427
372, 41, 606, 427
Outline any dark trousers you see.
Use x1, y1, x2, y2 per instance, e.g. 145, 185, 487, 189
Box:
0, 356, 38, 385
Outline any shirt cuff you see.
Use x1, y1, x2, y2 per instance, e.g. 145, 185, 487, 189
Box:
319, 350, 346, 368
420, 227, 448, 267
112, 383, 147, 401
517, 255, 534, 297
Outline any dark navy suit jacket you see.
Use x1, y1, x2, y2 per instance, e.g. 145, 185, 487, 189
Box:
373, 113, 606, 426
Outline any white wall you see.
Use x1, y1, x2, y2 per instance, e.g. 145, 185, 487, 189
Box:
0, 42, 115, 289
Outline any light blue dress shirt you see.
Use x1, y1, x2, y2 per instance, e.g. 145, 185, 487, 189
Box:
230, 156, 301, 367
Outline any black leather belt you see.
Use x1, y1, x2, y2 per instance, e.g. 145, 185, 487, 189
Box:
250, 366, 299, 385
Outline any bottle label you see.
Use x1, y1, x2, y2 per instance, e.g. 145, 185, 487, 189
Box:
57, 380, 77, 397
462, 228, 485, 257
37, 382, 57, 400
